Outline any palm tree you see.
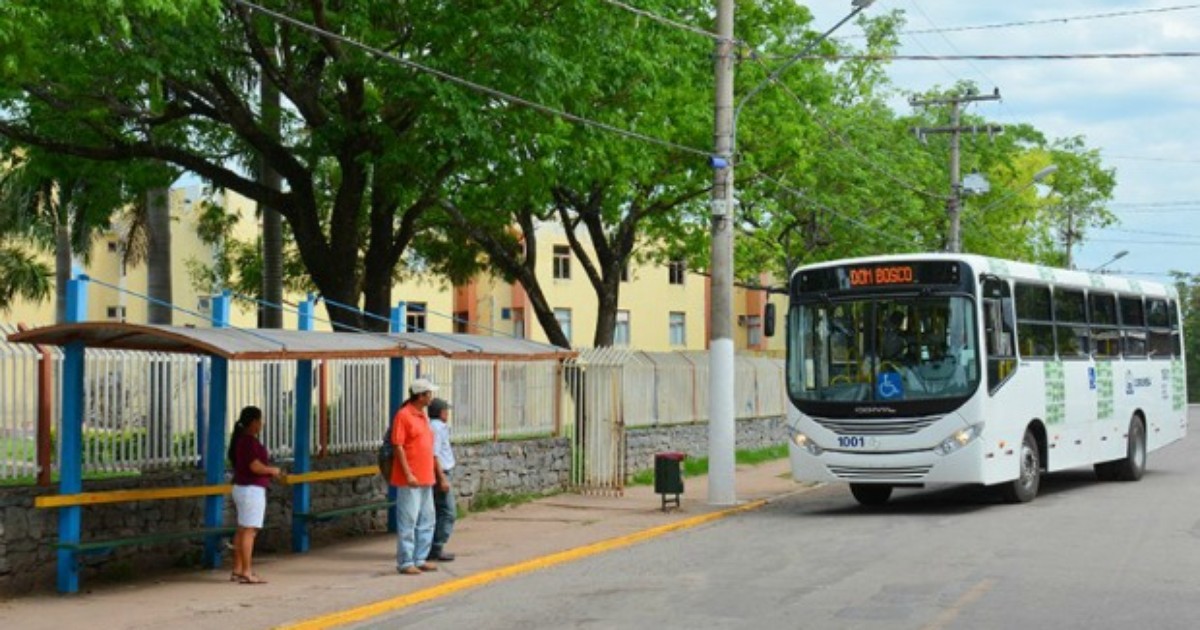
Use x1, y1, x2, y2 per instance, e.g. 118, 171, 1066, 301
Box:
0, 244, 51, 312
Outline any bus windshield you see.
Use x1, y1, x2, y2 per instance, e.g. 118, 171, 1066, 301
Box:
788, 296, 980, 403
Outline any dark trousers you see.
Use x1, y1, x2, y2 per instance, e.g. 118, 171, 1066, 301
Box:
433, 470, 456, 552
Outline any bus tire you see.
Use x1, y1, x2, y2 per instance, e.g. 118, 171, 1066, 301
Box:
1111, 416, 1147, 482
850, 483, 893, 506
1000, 429, 1040, 503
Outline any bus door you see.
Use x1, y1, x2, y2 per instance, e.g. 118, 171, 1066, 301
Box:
982, 276, 1016, 392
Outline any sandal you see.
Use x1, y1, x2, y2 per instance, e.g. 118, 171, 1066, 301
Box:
238, 574, 268, 585
230, 573, 244, 583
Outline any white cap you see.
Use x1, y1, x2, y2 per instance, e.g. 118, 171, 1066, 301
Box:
409, 378, 439, 395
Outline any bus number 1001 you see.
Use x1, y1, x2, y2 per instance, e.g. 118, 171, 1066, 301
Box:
837, 436, 867, 449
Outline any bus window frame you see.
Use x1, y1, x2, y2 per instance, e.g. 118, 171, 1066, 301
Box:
1014, 282, 1056, 360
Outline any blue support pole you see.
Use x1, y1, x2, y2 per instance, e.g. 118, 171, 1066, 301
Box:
202, 292, 232, 569
386, 304, 406, 533
56, 277, 88, 594
292, 295, 315, 552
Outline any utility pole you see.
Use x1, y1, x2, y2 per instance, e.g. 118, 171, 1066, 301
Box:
708, 0, 737, 506
1062, 205, 1078, 269
911, 89, 1003, 253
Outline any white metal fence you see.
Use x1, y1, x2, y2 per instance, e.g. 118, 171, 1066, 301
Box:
560, 348, 786, 492
1, 325, 785, 486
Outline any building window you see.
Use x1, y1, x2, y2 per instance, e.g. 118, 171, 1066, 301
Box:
668, 260, 685, 285
513, 307, 526, 339
620, 263, 630, 283
106, 241, 118, 253
106, 306, 126, 320
454, 310, 469, 334
745, 314, 763, 347
554, 308, 572, 344
669, 312, 686, 346
406, 302, 427, 332
614, 310, 631, 346
553, 245, 571, 280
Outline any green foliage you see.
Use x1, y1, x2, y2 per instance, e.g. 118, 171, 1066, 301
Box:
466, 488, 547, 513
0, 245, 52, 310
1174, 273, 1200, 402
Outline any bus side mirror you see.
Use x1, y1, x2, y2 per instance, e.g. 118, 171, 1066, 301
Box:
764, 303, 776, 338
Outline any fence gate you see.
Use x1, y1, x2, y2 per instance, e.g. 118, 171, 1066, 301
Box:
563, 348, 629, 494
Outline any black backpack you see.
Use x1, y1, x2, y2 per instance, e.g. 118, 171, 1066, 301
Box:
377, 413, 397, 479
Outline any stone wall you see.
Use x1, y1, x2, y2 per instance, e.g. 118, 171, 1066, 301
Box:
0, 419, 786, 597
625, 415, 787, 478
0, 436, 570, 597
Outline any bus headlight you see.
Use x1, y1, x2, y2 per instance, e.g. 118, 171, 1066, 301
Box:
791, 430, 824, 456
933, 424, 983, 456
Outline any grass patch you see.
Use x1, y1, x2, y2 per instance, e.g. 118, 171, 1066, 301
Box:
466, 489, 548, 514
628, 443, 789, 486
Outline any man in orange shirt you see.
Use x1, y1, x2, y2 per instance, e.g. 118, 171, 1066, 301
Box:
390, 377, 439, 575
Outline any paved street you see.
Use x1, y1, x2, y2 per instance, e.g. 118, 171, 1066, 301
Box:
361, 408, 1200, 630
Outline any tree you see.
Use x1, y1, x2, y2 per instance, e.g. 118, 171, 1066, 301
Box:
0, 142, 171, 321
0, 0, 571, 331
431, 0, 827, 348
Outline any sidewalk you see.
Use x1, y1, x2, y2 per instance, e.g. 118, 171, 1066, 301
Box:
0, 459, 809, 630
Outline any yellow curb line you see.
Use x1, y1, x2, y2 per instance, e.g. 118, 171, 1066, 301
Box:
276, 499, 768, 630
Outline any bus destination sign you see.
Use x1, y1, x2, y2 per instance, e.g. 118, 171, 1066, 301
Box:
848, 265, 915, 287
795, 260, 965, 294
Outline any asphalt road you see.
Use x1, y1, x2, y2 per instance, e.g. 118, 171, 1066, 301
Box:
360, 408, 1200, 630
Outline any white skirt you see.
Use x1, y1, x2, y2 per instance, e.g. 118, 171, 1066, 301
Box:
232, 485, 267, 528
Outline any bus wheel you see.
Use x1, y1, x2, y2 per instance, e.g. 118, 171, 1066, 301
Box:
1000, 429, 1040, 503
1112, 416, 1147, 482
850, 484, 893, 506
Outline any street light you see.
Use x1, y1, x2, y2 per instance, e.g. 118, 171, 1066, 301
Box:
1091, 250, 1129, 273
707, 0, 874, 506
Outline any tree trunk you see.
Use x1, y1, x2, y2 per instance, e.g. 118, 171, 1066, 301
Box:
260, 75, 284, 329
146, 188, 172, 325
54, 219, 71, 324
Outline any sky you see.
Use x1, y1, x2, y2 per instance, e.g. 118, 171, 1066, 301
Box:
802, 0, 1200, 281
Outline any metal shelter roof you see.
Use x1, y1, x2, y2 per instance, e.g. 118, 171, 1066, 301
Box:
392, 331, 575, 361
5, 322, 431, 360
6, 322, 575, 361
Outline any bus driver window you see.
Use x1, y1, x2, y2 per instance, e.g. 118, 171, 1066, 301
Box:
982, 277, 1016, 391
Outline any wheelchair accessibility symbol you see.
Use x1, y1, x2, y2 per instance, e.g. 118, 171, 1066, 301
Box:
876, 371, 904, 400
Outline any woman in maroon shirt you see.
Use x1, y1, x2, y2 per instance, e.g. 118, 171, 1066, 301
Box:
227, 406, 281, 584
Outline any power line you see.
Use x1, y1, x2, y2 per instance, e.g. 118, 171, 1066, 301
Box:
595, 0, 724, 42
228, 0, 711, 159
1104, 154, 1200, 164
1097, 226, 1200, 240
742, 56, 944, 202
847, 4, 1200, 38
905, 0, 1007, 110
791, 52, 1200, 61
752, 170, 920, 249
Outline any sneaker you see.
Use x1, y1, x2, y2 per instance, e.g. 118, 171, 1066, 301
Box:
429, 551, 455, 562
398, 566, 422, 576
417, 563, 438, 572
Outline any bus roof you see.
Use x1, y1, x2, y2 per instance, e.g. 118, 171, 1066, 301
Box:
791, 253, 1178, 299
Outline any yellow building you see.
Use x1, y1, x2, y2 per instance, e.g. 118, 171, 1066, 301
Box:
4, 186, 784, 355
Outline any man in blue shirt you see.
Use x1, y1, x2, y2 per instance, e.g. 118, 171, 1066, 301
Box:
428, 398, 457, 562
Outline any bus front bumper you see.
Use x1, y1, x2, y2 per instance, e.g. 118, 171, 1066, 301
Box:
787, 438, 986, 485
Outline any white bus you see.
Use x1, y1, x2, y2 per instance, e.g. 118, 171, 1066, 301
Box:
785, 254, 1187, 505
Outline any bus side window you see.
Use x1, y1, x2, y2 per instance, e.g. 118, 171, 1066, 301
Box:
982, 277, 1016, 392
1088, 292, 1120, 358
